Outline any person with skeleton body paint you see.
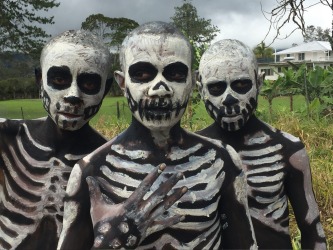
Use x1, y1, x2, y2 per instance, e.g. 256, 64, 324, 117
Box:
0, 30, 112, 250
196, 39, 327, 249
58, 22, 257, 250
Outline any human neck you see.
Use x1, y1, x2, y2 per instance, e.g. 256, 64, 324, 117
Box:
30, 116, 92, 148
128, 117, 182, 150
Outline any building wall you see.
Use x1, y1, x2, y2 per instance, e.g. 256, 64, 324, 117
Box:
259, 53, 333, 80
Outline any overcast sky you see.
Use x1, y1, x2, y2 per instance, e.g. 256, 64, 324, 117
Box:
42, 0, 331, 50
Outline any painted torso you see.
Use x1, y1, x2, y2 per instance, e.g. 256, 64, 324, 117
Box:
59, 121, 256, 250
197, 115, 326, 249
94, 138, 224, 249
0, 118, 106, 250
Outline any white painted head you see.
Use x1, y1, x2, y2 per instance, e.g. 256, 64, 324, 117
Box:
115, 21, 193, 131
198, 39, 263, 131
40, 30, 112, 131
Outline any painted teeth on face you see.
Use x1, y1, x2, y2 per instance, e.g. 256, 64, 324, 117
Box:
204, 96, 256, 131
127, 86, 187, 123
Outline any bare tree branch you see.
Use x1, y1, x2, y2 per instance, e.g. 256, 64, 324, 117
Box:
261, 0, 327, 46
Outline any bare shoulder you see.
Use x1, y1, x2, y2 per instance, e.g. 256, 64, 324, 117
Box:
261, 120, 301, 142
0, 118, 26, 136
187, 130, 243, 172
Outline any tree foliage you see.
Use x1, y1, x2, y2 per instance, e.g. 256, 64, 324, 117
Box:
81, 14, 139, 96
0, 0, 60, 55
304, 25, 331, 42
0, 77, 39, 100
261, 64, 333, 117
81, 14, 139, 50
253, 41, 274, 59
170, 0, 220, 69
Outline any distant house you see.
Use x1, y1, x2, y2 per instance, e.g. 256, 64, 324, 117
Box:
258, 41, 333, 80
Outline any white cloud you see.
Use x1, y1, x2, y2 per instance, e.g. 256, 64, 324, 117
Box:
42, 0, 331, 50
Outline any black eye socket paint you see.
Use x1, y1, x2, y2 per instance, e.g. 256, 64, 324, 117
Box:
129, 62, 158, 83
207, 81, 227, 96
77, 73, 102, 95
47, 66, 72, 90
230, 79, 253, 94
163, 62, 188, 83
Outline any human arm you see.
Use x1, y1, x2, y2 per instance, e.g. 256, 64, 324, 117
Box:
286, 148, 327, 249
220, 170, 257, 249
87, 163, 187, 249
57, 162, 94, 250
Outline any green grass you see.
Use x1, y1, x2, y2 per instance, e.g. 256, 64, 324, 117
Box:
0, 99, 46, 119
0, 95, 306, 123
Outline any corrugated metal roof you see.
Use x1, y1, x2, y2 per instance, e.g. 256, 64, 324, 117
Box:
274, 41, 331, 55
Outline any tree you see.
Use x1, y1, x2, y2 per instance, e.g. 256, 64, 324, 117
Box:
304, 25, 331, 42
278, 67, 302, 112
0, 0, 60, 55
170, 0, 220, 69
81, 14, 139, 96
262, 0, 333, 48
81, 14, 139, 51
260, 78, 282, 116
253, 41, 274, 59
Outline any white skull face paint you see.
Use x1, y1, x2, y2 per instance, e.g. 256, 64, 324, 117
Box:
198, 39, 260, 131
40, 30, 111, 131
118, 22, 193, 131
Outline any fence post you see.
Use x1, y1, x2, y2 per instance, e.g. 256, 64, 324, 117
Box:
117, 101, 120, 119
21, 107, 24, 119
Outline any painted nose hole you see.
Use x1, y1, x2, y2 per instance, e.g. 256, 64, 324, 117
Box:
152, 82, 171, 91
148, 81, 173, 97
64, 96, 83, 105
222, 94, 238, 106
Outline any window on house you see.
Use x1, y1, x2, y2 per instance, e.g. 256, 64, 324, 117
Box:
261, 68, 273, 76
276, 55, 280, 62
298, 53, 305, 60
277, 67, 282, 73
287, 54, 291, 57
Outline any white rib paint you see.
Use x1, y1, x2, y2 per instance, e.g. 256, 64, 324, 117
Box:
168, 143, 203, 161
246, 163, 285, 176
255, 194, 282, 204
242, 154, 283, 166
281, 131, 300, 142
111, 144, 150, 160
247, 172, 284, 183
252, 182, 284, 193
172, 198, 220, 217
22, 123, 53, 152
64, 153, 87, 161
244, 131, 271, 145
240, 144, 282, 157
100, 165, 141, 188
106, 154, 155, 173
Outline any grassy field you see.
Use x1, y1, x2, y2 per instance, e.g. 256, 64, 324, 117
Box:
0, 95, 332, 248
0, 95, 307, 124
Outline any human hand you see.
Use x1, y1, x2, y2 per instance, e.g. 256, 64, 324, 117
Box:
86, 163, 187, 249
